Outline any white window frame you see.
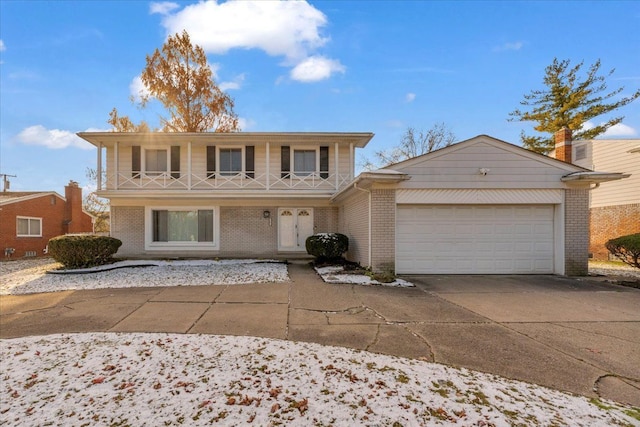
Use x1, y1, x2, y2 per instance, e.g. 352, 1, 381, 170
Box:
17, 216, 42, 237
291, 146, 319, 177
142, 147, 170, 176
218, 146, 245, 177
144, 206, 220, 251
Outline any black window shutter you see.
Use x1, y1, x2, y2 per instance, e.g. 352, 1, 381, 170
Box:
153, 210, 168, 242
320, 146, 329, 179
171, 146, 180, 178
206, 146, 216, 178
198, 210, 214, 242
281, 146, 290, 178
132, 146, 141, 178
245, 146, 255, 179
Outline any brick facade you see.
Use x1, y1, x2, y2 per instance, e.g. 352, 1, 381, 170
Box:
370, 189, 396, 272
589, 203, 640, 260
110, 205, 340, 258
338, 191, 369, 267
110, 206, 145, 257
564, 189, 589, 275
0, 184, 94, 258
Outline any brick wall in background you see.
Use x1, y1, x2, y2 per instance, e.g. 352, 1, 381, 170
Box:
590, 203, 640, 260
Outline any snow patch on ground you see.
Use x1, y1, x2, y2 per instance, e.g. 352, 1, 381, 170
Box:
315, 265, 414, 287
1, 333, 637, 427
0, 259, 289, 295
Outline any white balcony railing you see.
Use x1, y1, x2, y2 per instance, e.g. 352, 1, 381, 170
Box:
102, 171, 353, 192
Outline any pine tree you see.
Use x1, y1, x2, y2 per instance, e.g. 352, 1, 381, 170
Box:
509, 58, 640, 154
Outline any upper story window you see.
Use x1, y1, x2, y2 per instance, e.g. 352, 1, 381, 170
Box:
132, 146, 181, 179
219, 148, 242, 176
145, 149, 168, 175
294, 150, 316, 176
206, 146, 254, 179
574, 145, 587, 161
17, 216, 42, 237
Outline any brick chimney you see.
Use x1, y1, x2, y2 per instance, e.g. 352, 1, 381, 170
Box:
554, 127, 572, 163
64, 180, 84, 234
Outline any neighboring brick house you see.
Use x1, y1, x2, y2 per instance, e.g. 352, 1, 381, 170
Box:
78, 131, 625, 275
0, 181, 95, 258
571, 138, 639, 260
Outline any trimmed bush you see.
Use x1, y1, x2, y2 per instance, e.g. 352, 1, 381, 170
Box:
306, 233, 349, 261
605, 233, 640, 269
48, 235, 122, 269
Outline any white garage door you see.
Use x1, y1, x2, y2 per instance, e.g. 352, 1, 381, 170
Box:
396, 205, 554, 274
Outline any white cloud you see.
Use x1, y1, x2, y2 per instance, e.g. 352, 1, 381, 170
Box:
405, 93, 416, 103
129, 75, 151, 102
150, 1, 180, 15
0, 39, 6, 51
237, 117, 254, 131
493, 41, 523, 52
156, 0, 343, 82
17, 125, 95, 150
582, 120, 637, 137
290, 56, 345, 82
602, 123, 637, 137
219, 73, 245, 91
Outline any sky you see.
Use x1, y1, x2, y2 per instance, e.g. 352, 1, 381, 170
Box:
1, 0, 639, 195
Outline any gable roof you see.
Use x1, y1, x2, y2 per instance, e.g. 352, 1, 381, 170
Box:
381, 134, 588, 173
0, 191, 63, 206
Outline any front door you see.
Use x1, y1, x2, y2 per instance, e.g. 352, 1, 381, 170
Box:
278, 208, 314, 251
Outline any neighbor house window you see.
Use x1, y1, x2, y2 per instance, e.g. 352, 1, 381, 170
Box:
150, 209, 215, 243
145, 149, 168, 175
17, 216, 42, 237
293, 149, 316, 176
219, 148, 242, 176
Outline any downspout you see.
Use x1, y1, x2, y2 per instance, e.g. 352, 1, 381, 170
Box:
353, 182, 372, 268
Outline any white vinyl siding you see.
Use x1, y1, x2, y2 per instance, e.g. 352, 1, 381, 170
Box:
396, 205, 554, 274
580, 140, 640, 208
17, 216, 42, 237
393, 141, 574, 189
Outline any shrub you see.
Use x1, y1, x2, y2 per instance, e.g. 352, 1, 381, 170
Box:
605, 233, 640, 269
306, 233, 349, 261
48, 235, 122, 269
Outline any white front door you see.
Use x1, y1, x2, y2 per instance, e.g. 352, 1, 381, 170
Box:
278, 208, 314, 251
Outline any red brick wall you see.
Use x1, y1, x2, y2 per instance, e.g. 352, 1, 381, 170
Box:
589, 203, 640, 260
0, 193, 94, 258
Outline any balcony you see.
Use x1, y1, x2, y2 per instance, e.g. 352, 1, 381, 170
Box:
99, 171, 354, 193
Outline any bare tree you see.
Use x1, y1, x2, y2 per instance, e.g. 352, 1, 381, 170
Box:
361, 123, 455, 170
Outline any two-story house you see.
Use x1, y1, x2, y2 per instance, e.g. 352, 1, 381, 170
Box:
78, 130, 626, 276
571, 138, 640, 259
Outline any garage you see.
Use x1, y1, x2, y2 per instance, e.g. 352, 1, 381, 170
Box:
396, 205, 555, 274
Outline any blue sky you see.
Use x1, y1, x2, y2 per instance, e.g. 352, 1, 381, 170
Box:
1, 0, 639, 195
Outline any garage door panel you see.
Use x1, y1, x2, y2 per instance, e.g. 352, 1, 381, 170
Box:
396, 205, 554, 274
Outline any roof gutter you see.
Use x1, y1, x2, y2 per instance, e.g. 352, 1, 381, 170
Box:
561, 171, 630, 183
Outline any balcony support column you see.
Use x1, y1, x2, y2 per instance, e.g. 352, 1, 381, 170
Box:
114, 141, 119, 190
187, 141, 192, 190
334, 142, 339, 189
97, 143, 102, 190
349, 142, 354, 181
266, 141, 270, 190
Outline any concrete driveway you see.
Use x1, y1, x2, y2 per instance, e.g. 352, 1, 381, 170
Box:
1, 263, 639, 406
